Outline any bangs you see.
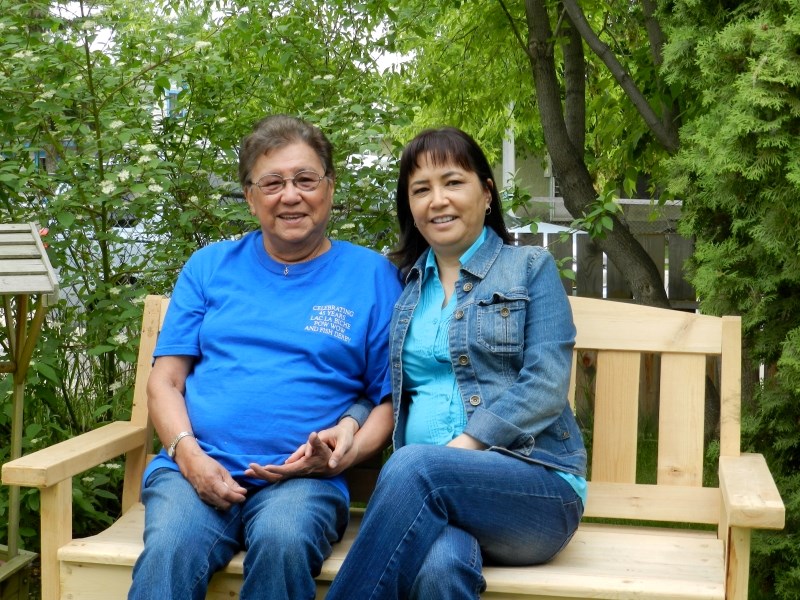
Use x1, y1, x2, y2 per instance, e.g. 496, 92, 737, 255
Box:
401, 128, 477, 176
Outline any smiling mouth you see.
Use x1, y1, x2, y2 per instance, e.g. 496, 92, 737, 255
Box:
280, 214, 306, 222
431, 216, 456, 224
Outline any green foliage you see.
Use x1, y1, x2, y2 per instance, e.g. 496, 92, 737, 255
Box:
570, 190, 621, 239
663, 2, 800, 596
388, 0, 541, 160
388, 0, 679, 200
0, 0, 401, 552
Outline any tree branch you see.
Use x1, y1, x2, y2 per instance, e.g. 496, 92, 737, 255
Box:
497, 0, 534, 61
641, 0, 666, 67
524, 0, 671, 307
561, 0, 679, 153
561, 7, 585, 153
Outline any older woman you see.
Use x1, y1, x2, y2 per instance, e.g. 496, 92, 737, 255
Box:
128, 115, 401, 600
326, 127, 587, 599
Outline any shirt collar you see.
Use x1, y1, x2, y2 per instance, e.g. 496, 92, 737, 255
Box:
422, 227, 488, 282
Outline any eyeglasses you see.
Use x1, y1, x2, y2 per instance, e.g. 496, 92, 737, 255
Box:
250, 170, 327, 195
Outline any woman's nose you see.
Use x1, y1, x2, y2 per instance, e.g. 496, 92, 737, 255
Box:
279, 180, 303, 202
430, 185, 448, 206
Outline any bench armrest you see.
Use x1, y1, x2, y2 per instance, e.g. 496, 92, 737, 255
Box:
719, 453, 785, 530
1, 421, 148, 489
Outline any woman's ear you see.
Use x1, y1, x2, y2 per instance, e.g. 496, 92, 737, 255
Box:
484, 178, 494, 207
243, 186, 257, 215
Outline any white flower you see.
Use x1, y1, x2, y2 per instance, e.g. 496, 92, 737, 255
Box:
109, 287, 121, 296
117, 169, 130, 182
12, 50, 34, 59
189, 195, 198, 203
100, 180, 115, 195
113, 332, 128, 344
166, 33, 178, 40
148, 184, 163, 193
81, 20, 96, 30
340, 222, 356, 230
138, 155, 152, 164
141, 144, 158, 153
194, 40, 211, 51
102, 462, 122, 470
39, 90, 56, 100
82, 476, 94, 484
109, 120, 125, 130
109, 380, 123, 391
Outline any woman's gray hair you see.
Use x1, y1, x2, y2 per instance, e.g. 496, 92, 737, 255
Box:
238, 114, 335, 189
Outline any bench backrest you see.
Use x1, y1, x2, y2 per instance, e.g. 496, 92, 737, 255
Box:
570, 296, 740, 526
122, 295, 740, 526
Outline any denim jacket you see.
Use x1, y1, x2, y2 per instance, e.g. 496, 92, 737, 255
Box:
390, 229, 587, 477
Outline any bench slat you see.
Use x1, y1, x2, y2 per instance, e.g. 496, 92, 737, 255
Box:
592, 350, 640, 483
570, 296, 724, 355
584, 482, 720, 524
658, 353, 706, 486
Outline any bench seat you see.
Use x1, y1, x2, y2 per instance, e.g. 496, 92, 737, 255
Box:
57, 503, 725, 600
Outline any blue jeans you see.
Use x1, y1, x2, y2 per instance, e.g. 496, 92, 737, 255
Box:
129, 469, 348, 600
326, 444, 583, 600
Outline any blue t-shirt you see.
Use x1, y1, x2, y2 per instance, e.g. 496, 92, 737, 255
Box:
144, 230, 402, 500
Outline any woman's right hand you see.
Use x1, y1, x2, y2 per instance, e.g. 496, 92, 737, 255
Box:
175, 439, 247, 510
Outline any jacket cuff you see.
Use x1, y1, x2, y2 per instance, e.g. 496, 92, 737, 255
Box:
339, 397, 374, 429
463, 407, 534, 454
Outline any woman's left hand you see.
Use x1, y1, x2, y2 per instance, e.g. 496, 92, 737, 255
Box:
447, 433, 488, 450
245, 418, 359, 483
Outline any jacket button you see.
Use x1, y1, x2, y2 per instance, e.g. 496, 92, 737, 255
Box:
469, 395, 481, 406
454, 309, 464, 319
500, 307, 510, 317
463, 282, 473, 292
458, 355, 469, 365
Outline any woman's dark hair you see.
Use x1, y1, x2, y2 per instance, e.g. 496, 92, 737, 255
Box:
238, 114, 334, 189
390, 127, 512, 273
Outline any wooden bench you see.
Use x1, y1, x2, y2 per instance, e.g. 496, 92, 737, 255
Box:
2, 294, 785, 599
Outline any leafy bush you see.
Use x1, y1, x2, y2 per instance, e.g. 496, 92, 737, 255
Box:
0, 0, 403, 552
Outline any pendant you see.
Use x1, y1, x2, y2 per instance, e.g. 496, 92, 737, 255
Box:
283, 265, 289, 276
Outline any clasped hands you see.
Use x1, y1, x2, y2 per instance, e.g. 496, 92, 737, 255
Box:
245, 417, 360, 483
177, 419, 358, 511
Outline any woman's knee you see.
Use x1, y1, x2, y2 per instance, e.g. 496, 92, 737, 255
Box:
379, 444, 440, 485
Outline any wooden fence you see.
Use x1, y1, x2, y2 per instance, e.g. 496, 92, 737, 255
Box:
514, 231, 697, 310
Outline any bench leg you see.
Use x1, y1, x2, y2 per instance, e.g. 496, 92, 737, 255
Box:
40, 480, 72, 600
725, 526, 751, 600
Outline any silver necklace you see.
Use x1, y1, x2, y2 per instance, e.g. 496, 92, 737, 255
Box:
276, 239, 328, 276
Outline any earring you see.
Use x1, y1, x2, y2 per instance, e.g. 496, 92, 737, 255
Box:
485, 206, 492, 215
413, 221, 418, 228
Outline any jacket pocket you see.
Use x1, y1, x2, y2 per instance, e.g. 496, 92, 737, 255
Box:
476, 290, 528, 353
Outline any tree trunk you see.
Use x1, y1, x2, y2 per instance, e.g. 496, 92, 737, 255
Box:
525, 0, 671, 307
